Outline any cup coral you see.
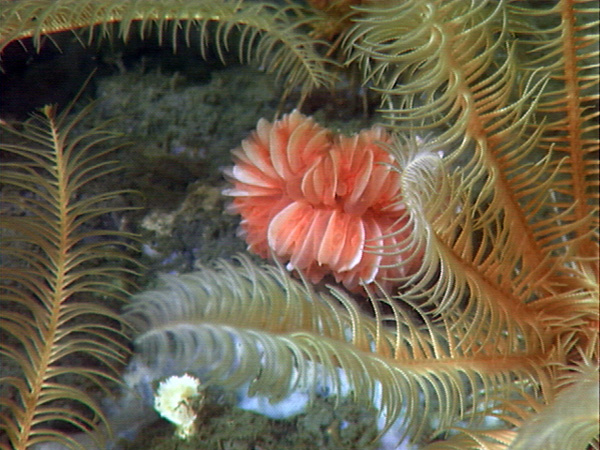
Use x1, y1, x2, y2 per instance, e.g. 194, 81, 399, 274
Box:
224, 110, 419, 292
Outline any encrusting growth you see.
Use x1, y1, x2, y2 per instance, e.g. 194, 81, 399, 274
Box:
224, 110, 420, 292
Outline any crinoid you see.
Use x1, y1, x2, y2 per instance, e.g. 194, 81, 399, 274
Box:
0, 98, 139, 450
0, 0, 597, 449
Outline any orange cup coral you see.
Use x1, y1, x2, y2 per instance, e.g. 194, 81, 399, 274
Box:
224, 110, 418, 292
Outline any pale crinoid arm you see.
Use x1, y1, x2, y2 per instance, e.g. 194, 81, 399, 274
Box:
0, 0, 337, 96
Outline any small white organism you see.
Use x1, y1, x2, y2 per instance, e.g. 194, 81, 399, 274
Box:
153, 374, 203, 439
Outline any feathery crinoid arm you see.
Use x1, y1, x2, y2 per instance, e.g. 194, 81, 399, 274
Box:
344, 1, 598, 448
343, 1, 540, 330
509, 0, 599, 234
0, 101, 139, 450
507, 0, 599, 303
0, 0, 336, 96
346, 0, 558, 299
124, 256, 553, 447
345, 0, 598, 349
502, 0, 599, 380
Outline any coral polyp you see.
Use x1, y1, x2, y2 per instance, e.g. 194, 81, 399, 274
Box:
224, 110, 419, 291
